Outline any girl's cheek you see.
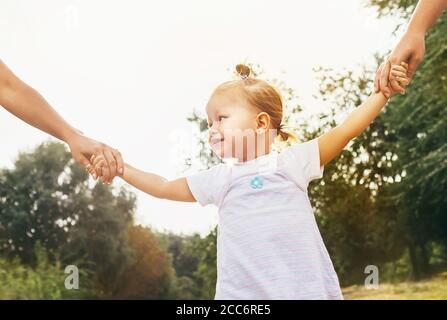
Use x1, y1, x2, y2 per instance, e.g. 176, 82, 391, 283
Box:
219, 137, 232, 159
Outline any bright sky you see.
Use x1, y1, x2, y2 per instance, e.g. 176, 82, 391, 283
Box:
0, 0, 404, 236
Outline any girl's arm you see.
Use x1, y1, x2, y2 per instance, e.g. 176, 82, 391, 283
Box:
318, 92, 387, 166
317, 63, 409, 167
121, 163, 196, 202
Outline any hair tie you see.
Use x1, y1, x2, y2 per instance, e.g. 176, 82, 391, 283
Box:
235, 64, 251, 80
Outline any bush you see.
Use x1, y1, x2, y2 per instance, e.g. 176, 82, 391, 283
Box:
0, 243, 95, 299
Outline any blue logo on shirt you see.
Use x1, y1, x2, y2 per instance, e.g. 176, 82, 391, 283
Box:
250, 176, 263, 189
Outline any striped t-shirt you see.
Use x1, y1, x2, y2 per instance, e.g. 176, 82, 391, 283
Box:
186, 138, 343, 300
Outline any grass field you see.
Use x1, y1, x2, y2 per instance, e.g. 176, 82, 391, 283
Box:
342, 271, 447, 300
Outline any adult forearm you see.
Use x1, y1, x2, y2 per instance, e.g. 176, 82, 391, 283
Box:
0, 61, 78, 143
0, 79, 79, 142
407, 0, 447, 34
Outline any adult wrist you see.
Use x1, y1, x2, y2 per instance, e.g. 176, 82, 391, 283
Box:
406, 24, 427, 37
62, 128, 83, 145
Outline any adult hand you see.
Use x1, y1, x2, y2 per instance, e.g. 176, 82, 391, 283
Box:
66, 131, 123, 183
374, 31, 425, 97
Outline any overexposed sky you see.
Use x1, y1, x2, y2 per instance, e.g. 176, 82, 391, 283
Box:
0, 0, 404, 236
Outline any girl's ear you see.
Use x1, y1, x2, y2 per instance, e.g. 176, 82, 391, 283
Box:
256, 112, 270, 133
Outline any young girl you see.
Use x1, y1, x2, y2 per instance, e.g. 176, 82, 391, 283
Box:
90, 63, 409, 299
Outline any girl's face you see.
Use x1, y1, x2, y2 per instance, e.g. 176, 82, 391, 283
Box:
206, 90, 264, 161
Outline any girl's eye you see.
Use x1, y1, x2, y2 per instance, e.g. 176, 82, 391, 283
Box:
208, 116, 227, 128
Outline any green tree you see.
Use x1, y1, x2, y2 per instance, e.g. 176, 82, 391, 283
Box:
0, 141, 137, 295
114, 225, 175, 299
191, 227, 217, 299
376, 12, 447, 278
314, 2, 447, 280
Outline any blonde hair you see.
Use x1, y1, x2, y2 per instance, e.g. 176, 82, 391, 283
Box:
213, 64, 297, 144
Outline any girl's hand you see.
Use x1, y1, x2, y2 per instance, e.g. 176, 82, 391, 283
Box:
89, 154, 111, 184
388, 62, 410, 96
317, 61, 410, 167
374, 32, 425, 97
67, 133, 123, 182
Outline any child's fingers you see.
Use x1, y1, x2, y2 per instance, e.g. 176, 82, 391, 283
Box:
390, 64, 410, 87
86, 155, 108, 181
391, 70, 407, 78
390, 79, 405, 94
391, 65, 407, 73
391, 67, 407, 76
93, 155, 105, 168
392, 64, 407, 70
85, 164, 98, 180
396, 76, 410, 86
92, 161, 105, 181
94, 165, 103, 178
94, 159, 105, 172
390, 79, 406, 94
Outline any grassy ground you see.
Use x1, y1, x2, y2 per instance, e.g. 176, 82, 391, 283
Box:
342, 271, 447, 300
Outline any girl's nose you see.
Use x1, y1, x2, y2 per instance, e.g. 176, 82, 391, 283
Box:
208, 127, 222, 142
209, 124, 220, 134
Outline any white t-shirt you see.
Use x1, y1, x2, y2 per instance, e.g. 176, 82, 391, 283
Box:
186, 138, 343, 300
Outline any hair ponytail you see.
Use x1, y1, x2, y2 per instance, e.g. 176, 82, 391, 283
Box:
277, 123, 298, 143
